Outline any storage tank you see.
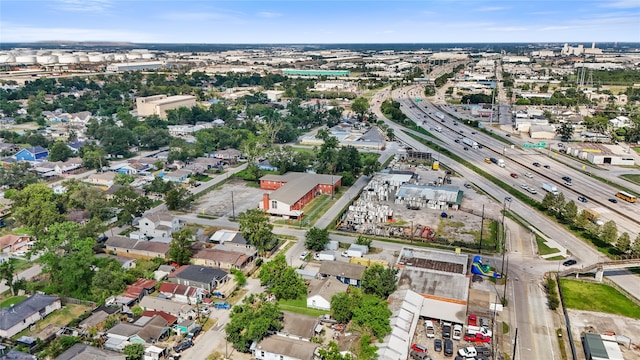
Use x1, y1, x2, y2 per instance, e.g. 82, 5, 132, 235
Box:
113, 54, 127, 61
77, 55, 90, 62
141, 53, 155, 59
15, 55, 37, 64
36, 55, 58, 64
0, 54, 16, 64
59, 55, 79, 64
126, 53, 142, 60
104, 54, 115, 61
88, 54, 106, 62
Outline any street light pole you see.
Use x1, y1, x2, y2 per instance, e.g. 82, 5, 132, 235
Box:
478, 204, 485, 254
231, 191, 235, 220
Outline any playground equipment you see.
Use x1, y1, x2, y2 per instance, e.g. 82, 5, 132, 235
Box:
471, 256, 502, 279
419, 226, 436, 239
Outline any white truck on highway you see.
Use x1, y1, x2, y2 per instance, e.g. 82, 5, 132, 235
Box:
435, 112, 445, 121
542, 182, 559, 195
462, 137, 479, 149
434, 126, 442, 132
497, 159, 505, 167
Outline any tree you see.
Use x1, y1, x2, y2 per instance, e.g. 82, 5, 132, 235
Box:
169, 228, 195, 265
0, 162, 40, 190
0, 259, 16, 296
601, 220, 618, 244
319, 341, 352, 360
631, 234, 640, 255
226, 294, 283, 352
258, 254, 306, 300
351, 97, 370, 120
559, 200, 578, 224
356, 334, 379, 360
355, 235, 373, 247
165, 187, 194, 211
123, 343, 145, 360
11, 183, 64, 237
556, 123, 574, 140
351, 293, 392, 340
305, 227, 330, 251
231, 268, 247, 286
330, 291, 358, 323
616, 232, 631, 254
48, 141, 74, 162
110, 185, 152, 225
114, 173, 135, 185
361, 265, 398, 299
238, 209, 276, 255
541, 192, 556, 212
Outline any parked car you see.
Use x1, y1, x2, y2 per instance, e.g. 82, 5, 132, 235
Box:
185, 325, 202, 340
434, 339, 443, 352
173, 340, 194, 353
444, 339, 454, 357
577, 196, 588, 203
213, 301, 231, 309
299, 252, 308, 260
411, 343, 428, 353
341, 251, 350, 257
458, 346, 478, 358
410, 350, 430, 360
212, 291, 225, 298
563, 259, 577, 266
464, 333, 491, 343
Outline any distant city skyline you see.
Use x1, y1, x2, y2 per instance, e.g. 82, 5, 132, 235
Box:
1, 0, 639, 44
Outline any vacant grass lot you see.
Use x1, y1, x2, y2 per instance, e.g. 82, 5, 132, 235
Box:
621, 173, 640, 186
560, 279, 640, 319
535, 235, 559, 256
278, 298, 327, 317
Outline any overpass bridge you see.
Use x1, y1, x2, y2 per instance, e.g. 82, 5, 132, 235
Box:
559, 257, 640, 282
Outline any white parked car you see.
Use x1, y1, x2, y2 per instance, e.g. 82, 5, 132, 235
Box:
341, 251, 350, 258
14, 251, 27, 257
299, 252, 308, 260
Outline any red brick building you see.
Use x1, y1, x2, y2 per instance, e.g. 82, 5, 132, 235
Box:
259, 172, 342, 218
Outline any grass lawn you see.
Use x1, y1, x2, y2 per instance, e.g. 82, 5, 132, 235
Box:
278, 298, 327, 317
560, 279, 640, 319
33, 304, 92, 332
621, 174, 640, 186
193, 174, 212, 182
291, 147, 315, 155
546, 255, 566, 261
535, 235, 559, 256
0, 296, 27, 308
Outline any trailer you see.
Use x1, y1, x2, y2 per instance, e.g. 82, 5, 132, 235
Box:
466, 325, 492, 338
435, 112, 445, 120
542, 182, 559, 195
462, 137, 479, 149
314, 251, 336, 261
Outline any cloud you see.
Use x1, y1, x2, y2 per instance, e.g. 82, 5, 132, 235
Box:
257, 11, 282, 18
474, 6, 507, 12
486, 26, 527, 32
56, 0, 112, 12
601, 0, 640, 8
0, 23, 155, 42
540, 25, 573, 31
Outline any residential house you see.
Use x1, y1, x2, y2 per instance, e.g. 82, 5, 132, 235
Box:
66, 140, 85, 154
257, 159, 278, 172
69, 111, 92, 125
157, 283, 206, 304
253, 336, 318, 360
79, 306, 121, 330
168, 265, 228, 292
318, 262, 366, 287
213, 148, 242, 164
138, 212, 181, 239
307, 277, 348, 311
191, 248, 252, 270
14, 146, 49, 162
113, 160, 150, 175
173, 319, 198, 335
259, 172, 342, 218
138, 296, 194, 319
278, 312, 321, 341
105, 236, 170, 260
0, 294, 61, 338
162, 169, 191, 183
140, 310, 177, 326
0, 234, 32, 254
143, 345, 166, 360
124, 278, 157, 302
56, 343, 126, 360
0, 142, 20, 155
1, 349, 37, 360
208, 229, 257, 257
86, 171, 116, 189
104, 315, 171, 351
32, 161, 58, 177
54, 158, 83, 174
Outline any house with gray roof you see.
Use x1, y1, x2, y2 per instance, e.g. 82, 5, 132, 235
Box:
307, 277, 348, 311
258, 172, 342, 218
318, 262, 366, 287
57, 343, 126, 360
138, 212, 181, 239
253, 336, 318, 360
168, 265, 228, 292
0, 294, 61, 338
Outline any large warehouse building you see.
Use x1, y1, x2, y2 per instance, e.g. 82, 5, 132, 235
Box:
106, 61, 164, 72
135, 95, 197, 119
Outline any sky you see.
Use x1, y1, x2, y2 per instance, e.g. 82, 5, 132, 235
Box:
0, 0, 639, 44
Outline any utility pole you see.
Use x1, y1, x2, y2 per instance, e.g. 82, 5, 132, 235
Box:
512, 328, 519, 360
231, 191, 235, 220
503, 254, 509, 301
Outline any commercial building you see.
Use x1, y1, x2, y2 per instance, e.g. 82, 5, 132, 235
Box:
582, 333, 624, 360
566, 144, 636, 166
259, 172, 342, 218
283, 69, 350, 77
136, 95, 197, 119
106, 61, 164, 72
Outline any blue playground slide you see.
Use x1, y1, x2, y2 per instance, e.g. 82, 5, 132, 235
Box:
471, 256, 502, 279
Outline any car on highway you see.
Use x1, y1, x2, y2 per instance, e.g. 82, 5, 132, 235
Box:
525, 172, 533, 178
564, 182, 572, 186
455, 139, 461, 143
453, 122, 458, 126
533, 162, 541, 167
526, 187, 538, 194
577, 196, 588, 203
463, 147, 469, 151
173, 340, 194, 353
464, 183, 471, 189
411, 343, 427, 353
510, 173, 518, 178
505, 134, 511, 137
471, 131, 477, 135
544, 165, 551, 169
558, 143, 564, 147
608, 198, 618, 203
434, 339, 443, 352
505, 196, 512, 202
562, 176, 572, 182
563, 259, 577, 266
520, 184, 528, 189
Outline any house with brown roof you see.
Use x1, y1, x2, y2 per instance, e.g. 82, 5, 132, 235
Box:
277, 312, 321, 341
192, 248, 252, 270
258, 172, 342, 218
105, 236, 170, 260
138, 296, 194, 319
0, 234, 32, 254
86, 171, 116, 189
157, 282, 206, 304
125, 278, 157, 301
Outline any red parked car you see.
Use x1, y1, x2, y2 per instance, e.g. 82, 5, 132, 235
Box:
468, 314, 477, 327
411, 344, 428, 353
464, 333, 491, 343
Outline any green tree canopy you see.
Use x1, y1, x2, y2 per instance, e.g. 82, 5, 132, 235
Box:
258, 254, 306, 300
601, 220, 618, 244
169, 228, 195, 265
361, 264, 398, 299
616, 232, 631, 254
305, 227, 330, 251
226, 294, 283, 352
351, 97, 370, 119
48, 141, 74, 162
123, 343, 145, 360
11, 183, 64, 237
238, 208, 276, 255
